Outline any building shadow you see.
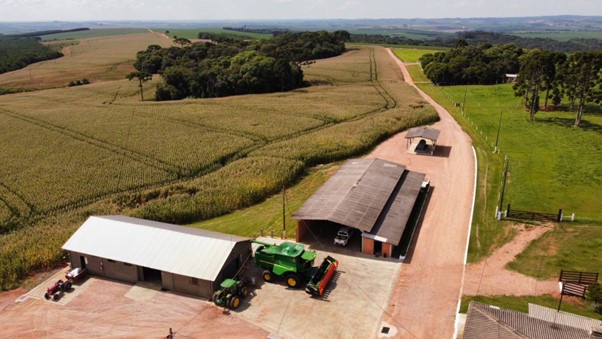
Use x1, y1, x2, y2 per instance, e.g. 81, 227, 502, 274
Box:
432, 145, 452, 158
399, 185, 434, 264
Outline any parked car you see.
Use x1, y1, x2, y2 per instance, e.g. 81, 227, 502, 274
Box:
334, 227, 354, 246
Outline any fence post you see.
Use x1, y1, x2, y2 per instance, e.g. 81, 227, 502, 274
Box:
571, 213, 575, 222
558, 209, 563, 222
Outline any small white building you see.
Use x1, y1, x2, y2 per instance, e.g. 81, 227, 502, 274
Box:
62, 216, 251, 299
506, 74, 518, 83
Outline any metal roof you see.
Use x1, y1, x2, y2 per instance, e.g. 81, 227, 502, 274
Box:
528, 304, 602, 332
292, 159, 405, 233
404, 127, 440, 141
62, 216, 248, 282
293, 159, 426, 245
464, 302, 594, 339
368, 171, 426, 246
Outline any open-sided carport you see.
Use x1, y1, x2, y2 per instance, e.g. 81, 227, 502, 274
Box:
293, 158, 427, 259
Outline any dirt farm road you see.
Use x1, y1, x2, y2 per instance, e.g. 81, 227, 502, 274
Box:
463, 224, 558, 296
368, 50, 476, 338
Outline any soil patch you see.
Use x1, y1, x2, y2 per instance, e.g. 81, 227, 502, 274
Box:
463, 223, 559, 296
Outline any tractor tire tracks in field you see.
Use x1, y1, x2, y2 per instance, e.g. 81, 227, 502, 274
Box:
0, 108, 181, 174
0, 46, 405, 234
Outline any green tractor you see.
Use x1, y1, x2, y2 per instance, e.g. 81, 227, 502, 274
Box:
212, 276, 253, 310
253, 240, 317, 288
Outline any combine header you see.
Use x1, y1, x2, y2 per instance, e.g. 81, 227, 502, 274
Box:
305, 256, 338, 297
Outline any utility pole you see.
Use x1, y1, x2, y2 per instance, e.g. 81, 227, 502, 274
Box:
498, 156, 509, 216
282, 186, 286, 239
462, 85, 468, 114
494, 112, 503, 153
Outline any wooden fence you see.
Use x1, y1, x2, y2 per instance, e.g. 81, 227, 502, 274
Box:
559, 270, 599, 285
558, 270, 599, 299
506, 204, 562, 222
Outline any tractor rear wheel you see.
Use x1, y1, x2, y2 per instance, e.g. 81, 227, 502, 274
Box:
212, 291, 221, 303
228, 295, 241, 310
241, 287, 249, 298
286, 273, 300, 288
262, 270, 273, 282
63, 281, 73, 291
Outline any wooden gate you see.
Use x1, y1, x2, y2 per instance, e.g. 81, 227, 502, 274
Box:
506, 204, 562, 222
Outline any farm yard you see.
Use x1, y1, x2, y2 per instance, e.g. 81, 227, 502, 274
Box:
0, 36, 437, 289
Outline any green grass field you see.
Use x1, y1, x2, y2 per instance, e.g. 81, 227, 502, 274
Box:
417, 81, 602, 265
460, 295, 601, 320
41, 28, 149, 41
406, 64, 430, 83
349, 28, 449, 40
507, 224, 602, 279
160, 28, 272, 40
0, 41, 437, 289
409, 81, 602, 283
392, 48, 442, 63
511, 31, 602, 41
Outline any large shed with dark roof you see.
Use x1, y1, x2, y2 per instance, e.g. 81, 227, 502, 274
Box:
292, 158, 427, 258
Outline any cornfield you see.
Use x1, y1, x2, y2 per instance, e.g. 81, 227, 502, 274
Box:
0, 41, 437, 289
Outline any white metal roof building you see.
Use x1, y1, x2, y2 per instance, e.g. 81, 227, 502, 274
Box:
62, 216, 251, 298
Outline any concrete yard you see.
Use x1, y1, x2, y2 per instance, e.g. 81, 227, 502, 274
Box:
1, 267, 269, 338
1, 239, 402, 338
243, 237, 402, 339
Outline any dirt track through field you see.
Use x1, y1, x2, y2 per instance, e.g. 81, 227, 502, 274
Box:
463, 224, 558, 296
369, 50, 476, 338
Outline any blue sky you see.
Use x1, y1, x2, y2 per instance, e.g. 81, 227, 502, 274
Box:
0, 0, 600, 21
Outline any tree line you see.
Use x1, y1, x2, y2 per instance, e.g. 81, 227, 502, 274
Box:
419, 41, 523, 85
131, 30, 350, 101
513, 49, 602, 126
350, 31, 602, 53
419, 41, 602, 127
222, 26, 289, 35
0, 36, 63, 74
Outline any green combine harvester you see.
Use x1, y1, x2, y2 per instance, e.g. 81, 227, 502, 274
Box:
253, 240, 338, 296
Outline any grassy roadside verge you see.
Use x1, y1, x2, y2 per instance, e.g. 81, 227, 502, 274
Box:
392, 48, 602, 269
416, 82, 511, 263
190, 163, 338, 238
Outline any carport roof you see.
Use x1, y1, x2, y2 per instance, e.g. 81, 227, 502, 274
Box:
292, 159, 405, 233
405, 126, 440, 142
62, 216, 248, 282
369, 171, 425, 246
293, 158, 426, 245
